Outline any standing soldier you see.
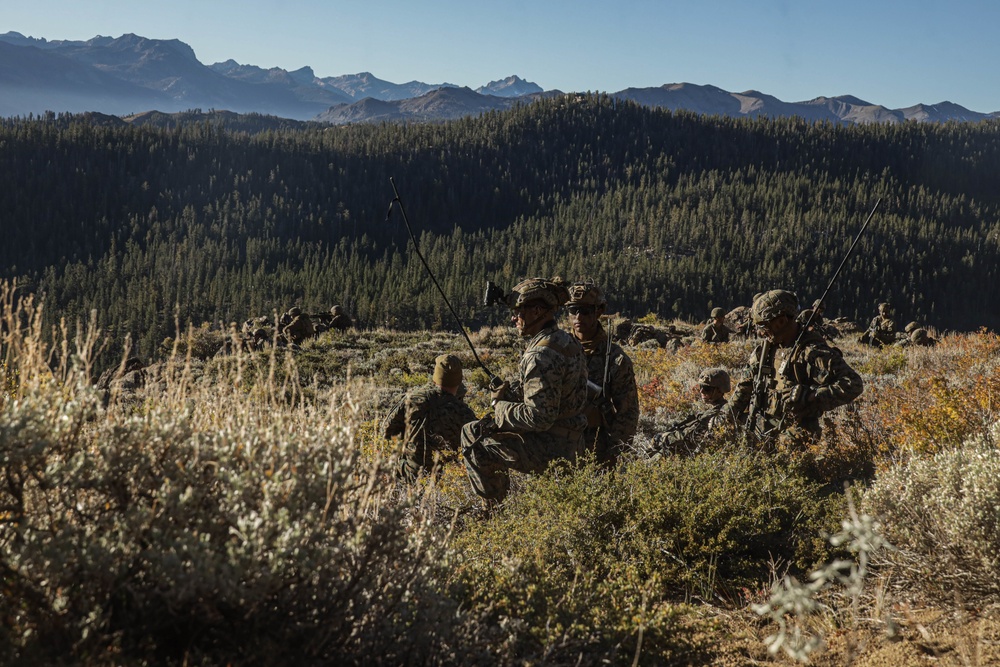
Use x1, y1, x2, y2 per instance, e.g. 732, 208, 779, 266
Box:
383, 353, 476, 481
724, 289, 864, 443
701, 307, 733, 343
565, 282, 639, 466
462, 278, 589, 503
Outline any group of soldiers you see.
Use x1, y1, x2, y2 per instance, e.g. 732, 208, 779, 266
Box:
382, 279, 881, 506
238, 305, 353, 350
858, 302, 938, 348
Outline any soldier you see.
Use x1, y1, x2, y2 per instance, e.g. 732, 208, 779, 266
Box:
701, 307, 733, 343
897, 322, 938, 347
383, 353, 476, 481
806, 299, 841, 340
647, 368, 736, 457
279, 307, 315, 345
329, 305, 353, 332
565, 282, 639, 466
724, 289, 864, 442
859, 302, 896, 347
461, 278, 589, 503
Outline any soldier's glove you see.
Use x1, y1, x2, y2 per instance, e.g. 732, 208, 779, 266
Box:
785, 384, 817, 419
490, 381, 510, 405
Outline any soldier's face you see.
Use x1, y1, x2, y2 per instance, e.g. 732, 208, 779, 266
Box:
700, 385, 725, 405
568, 304, 603, 340
512, 303, 548, 337
757, 314, 796, 345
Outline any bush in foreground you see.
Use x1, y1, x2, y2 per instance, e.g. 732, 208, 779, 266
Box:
864, 437, 1000, 604
449, 451, 845, 664
0, 291, 478, 666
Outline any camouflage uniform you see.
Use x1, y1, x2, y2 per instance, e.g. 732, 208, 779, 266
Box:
329, 305, 353, 332
700, 307, 732, 343
384, 381, 476, 480
463, 280, 589, 502
648, 368, 736, 456
860, 303, 896, 347
564, 282, 639, 465
727, 290, 864, 441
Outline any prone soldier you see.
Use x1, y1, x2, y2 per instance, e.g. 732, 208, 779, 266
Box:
647, 368, 736, 457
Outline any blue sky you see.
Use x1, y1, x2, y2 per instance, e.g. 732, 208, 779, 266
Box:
5, 0, 1000, 112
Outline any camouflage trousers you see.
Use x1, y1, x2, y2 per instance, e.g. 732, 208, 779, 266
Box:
461, 423, 585, 502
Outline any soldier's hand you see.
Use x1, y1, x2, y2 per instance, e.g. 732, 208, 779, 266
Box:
473, 414, 498, 438
490, 381, 510, 404
785, 384, 816, 418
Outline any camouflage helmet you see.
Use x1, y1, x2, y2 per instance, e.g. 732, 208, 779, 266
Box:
811, 299, 825, 311
288, 306, 302, 317
698, 368, 731, 393
751, 289, 799, 324
710, 307, 724, 318
911, 328, 929, 343
508, 277, 570, 309
904, 321, 920, 334
331, 305, 343, 315
878, 302, 891, 313
566, 281, 607, 307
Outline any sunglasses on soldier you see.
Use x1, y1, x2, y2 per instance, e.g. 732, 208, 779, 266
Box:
567, 305, 596, 316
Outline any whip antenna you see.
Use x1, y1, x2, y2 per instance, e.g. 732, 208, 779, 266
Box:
386, 177, 499, 383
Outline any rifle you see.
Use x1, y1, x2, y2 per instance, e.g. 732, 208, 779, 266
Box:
743, 339, 774, 444
598, 317, 617, 425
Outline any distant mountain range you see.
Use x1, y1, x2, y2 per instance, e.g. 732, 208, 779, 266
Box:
2, 31, 997, 125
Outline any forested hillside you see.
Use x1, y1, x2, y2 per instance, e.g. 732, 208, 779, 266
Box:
3, 95, 1000, 362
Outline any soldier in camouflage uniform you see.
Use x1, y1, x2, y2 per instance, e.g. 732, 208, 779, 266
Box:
647, 368, 736, 457
279, 307, 315, 345
701, 307, 733, 343
383, 353, 476, 481
859, 302, 896, 347
565, 282, 639, 466
462, 278, 590, 502
724, 289, 864, 442
329, 305, 353, 332
897, 322, 938, 347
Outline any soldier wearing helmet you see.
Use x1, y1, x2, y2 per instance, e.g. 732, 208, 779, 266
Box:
647, 368, 737, 457
723, 289, 863, 441
564, 281, 639, 466
701, 307, 733, 344
860, 302, 896, 347
462, 277, 590, 503
329, 305, 353, 332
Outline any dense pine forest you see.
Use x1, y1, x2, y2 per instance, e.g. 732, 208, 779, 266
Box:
3, 95, 1000, 362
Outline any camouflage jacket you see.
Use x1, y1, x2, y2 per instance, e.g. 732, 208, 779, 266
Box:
648, 401, 731, 456
867, 315, 896, 344
495, 324, 589, 436
579, 330, 639, 453
700, 322, 732, 343
383, 382, 476, 467
728, 329, 864, 436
